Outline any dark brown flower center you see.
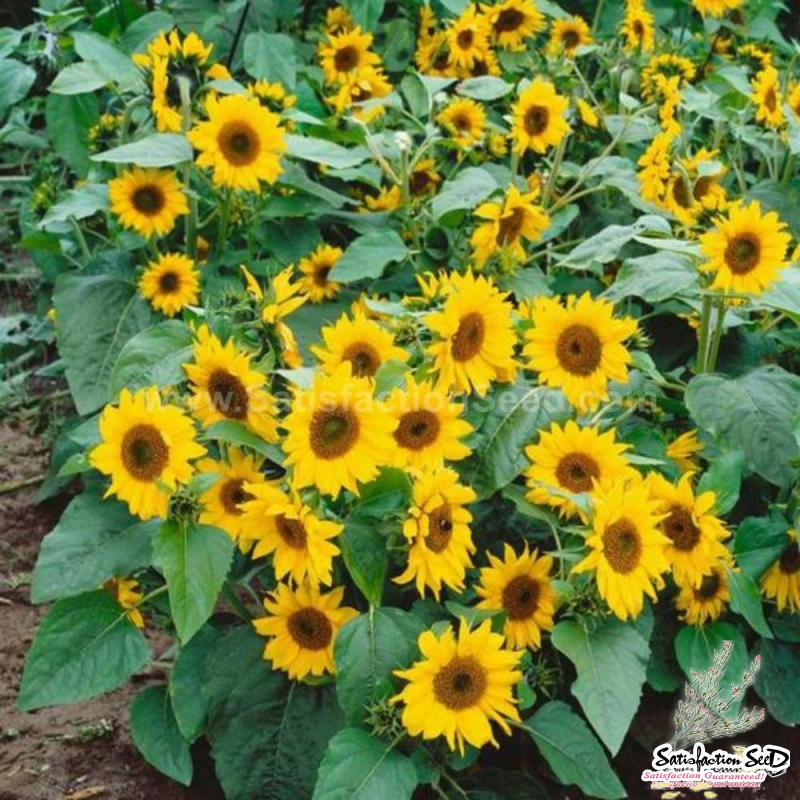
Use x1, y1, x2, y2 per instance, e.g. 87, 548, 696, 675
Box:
632, 20, 645, 40
410, 170, 434, 197
218, 122, 259, 167
451, 311, 485, 361
313, 264, 332, 286
132, 185, 165, 216
502, 574, 541, 620
394, 409, 441, 451
219, 478, 253, 515
341, 342, 381, 377
555, 452, 600, 493
495, 8, 525, 33
662, 505, 701, 552
764, 86, 777, 113
456, 29, 474, 50
695, 571, 721, 600
334, 45, 359, 72
451, 112, 472, 132
309, 408, 360, 459
276, 514, 308, 550
524, 105, 549, 136
433, 655, 487, 710
121, 424, 169, 482
208, 369, 250, 420
158, 271, 180, 293
779, 543, 800, 575
693, 176, 713, 200
426, 505, 453, 553
555, 323, 602, 376
496, 207, 526, 246
602, 517, 642, 574
561, 29, 581, 49
672, 176, 693, 209
287, 607, 333, 650
724, 234, 761, 275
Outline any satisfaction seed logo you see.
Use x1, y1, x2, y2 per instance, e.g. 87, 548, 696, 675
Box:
641, 640, 791, 791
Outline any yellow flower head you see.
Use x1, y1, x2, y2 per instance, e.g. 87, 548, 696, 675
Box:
90, 387, 205, 520
318, 26, 381, 86
436, 97, 487, 148
546, 16, 592, 58
691, 0, 745, 18
674, 558, 733, 625
253, 582, 357, 679
104, 578, 145, 629
760, 530, 800, 613
298, 243, 344, 303
392, 619, 522, 755
621, 0, 656, 53
751, 66, 784, 129
138, 252, 200, 318
108, 167, 188, 239
445, 5, 491, 71
666, 430, 704, 473
511, 78, 570, 155
485, 0, 545, 52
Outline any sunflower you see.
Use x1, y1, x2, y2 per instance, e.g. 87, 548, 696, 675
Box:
90, 386, 205, 521
138, 252, 200, 318
476, 544, 555, 649
738, 43, 773, 72
524, 420, 636, 519
415, 30, 454, 78
637, 130, 674, 203
436, 98, 486, 148
318, 26, 381, 86
298, 243, 343, 303
395, 468, 477, 600
362, 185, 403, 212
330, 66, 392, 120
788, 83, 800, 118
751, 66, 784, 128
674, 560, 732, 625
663, 149, 728, 225
546, 16, 592, 57
698, 201, 790, 295
187, 93, 286, 192
197, 448, 265, 543
641, 54, 695, 103
511, 78, 570, 155
485, 0, 545, 52
760, 531, 800, 613
385, 376, 473, 471
471, 184, 550, 268
253, 582, 357, 679
524, 293, 638, 411
409, 158, 441, 198
425, 271, 517, 397
239, 485, 342, 585
575, 98, 599, 128
666, 430, 704, 473
646, 472, 730, 587
391, 619, 521, 755
311, 311, 408, 378
445, 5, 491, 72
572, 480, 670, 621
621, 0, 655, 53
691, 0, 745, 18
103, 578, 145, 629
184, 325, 278, 442
108, 167, 188, 238
325, 5, 353, 35
282, 363, 397, 498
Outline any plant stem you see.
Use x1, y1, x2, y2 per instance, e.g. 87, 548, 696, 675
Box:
178, 76, 198, 260
542, 136, 568, 207
696, 294, 713, 373
68, 216, 92, 261
705, 297, 727, 374
226, 0, 251, 70
0, 474, 45, 495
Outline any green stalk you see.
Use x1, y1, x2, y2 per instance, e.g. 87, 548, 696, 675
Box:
68, 216, 92, 261
542, 135, 568, 208
705, 297, 727, 374
178, 76, 198, 260
696, 294, 713, 373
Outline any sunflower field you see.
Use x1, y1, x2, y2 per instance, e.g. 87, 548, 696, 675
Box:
5, 0, 800, 796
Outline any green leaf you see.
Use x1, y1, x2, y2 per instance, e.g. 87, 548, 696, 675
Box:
725, 566, 772, 639
456, 76, 513, 100
459, 382, 569, 500
72, 31, 142, 91
110, 320, 194, 396
674, 622, 748, 687
285, 134, 370, 168
733, 517, 790, 580
45, 93, 99, 176
551, 618, 650, 756
328, 230, 408, 283
170, 624, 224, 741
31, 492, 156, 603
91, 133, 193, 168
696, 451, 745, 515
18, 591, 149, 710
206, 420, 285, 465
40, 183, 109, 228
130, 684, 193, 786
753, 638, 800, 726
54, 273, 154, 415
686, 366, 800, 488
152, 521, 234, 644
559, 216, 672, 272
525, 701, 626, 800
0, 59, 36, 115
340, 520, 387, 606
313, 728, 417, 800
431, 167, 498, 220
603, 252, 699, 303
49, 61, 112, 95
242, 32, 296, 90
204, 626, 345, 800
334, 608, 424, 725
342, 0, 386, 30
354, 468, 413, 518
